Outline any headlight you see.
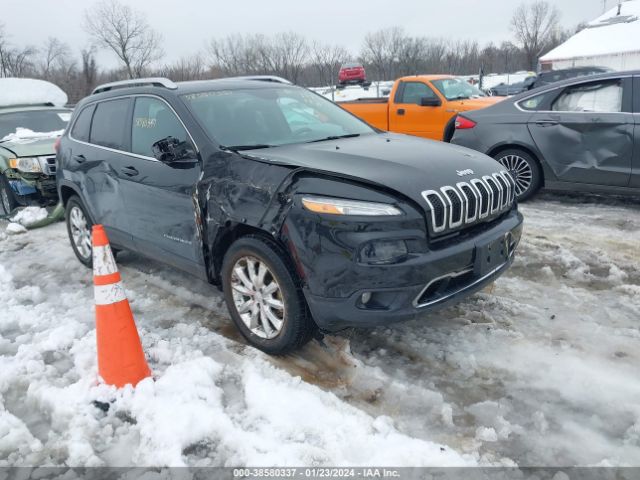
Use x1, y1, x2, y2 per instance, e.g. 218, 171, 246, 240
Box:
8, 157, 43, 173
301, 196, 402, 216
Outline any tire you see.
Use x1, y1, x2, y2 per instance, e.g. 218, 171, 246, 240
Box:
65, 196, 94, 268
494, 148, 542, 202
443, 117, 456, 143
221, 235, 315, 354
0, 174, 18, 215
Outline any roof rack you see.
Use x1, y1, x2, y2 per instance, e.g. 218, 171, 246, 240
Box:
224, 75, 293, 85
92, 77, 178, 95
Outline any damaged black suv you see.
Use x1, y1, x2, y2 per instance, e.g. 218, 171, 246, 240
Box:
57, 76, 523, 354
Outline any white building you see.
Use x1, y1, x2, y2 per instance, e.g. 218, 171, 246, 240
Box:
540, 0, 640, 71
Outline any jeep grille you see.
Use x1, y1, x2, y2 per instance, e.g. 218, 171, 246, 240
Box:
422, 171, 515, 234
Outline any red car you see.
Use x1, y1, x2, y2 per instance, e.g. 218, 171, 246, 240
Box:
338, 62, 367, 86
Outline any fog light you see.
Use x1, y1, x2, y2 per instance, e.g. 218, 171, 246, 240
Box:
360, 239, 408, 264
361, 292, 372, 304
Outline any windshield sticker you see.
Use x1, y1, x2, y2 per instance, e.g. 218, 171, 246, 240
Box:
57, 112, 72, 122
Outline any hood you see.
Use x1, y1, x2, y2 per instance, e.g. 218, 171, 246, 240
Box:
448, 96, 503, 112
245, 132, 507, 208
0, 137, 57, 158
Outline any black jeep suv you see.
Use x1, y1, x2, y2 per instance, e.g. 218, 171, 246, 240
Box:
57, 76, 523, 354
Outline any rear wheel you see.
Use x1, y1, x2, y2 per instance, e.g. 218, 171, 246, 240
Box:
65, 196, 93, 268
221, 236, 315, 354
494, 149, 542, 201
0, 174, 18, 215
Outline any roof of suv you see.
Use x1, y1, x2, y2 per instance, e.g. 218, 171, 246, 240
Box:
86, 76, 295, 103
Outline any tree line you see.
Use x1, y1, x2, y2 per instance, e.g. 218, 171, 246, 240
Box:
0, 0, 578, 103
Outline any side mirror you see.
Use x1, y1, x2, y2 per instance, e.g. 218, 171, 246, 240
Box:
420, 97, 442, 107
152, 136, 195, 164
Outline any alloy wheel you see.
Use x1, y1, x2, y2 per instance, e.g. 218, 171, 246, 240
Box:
498, 154, 533, 197
230, 256, 285, 339
69, 206, 92, 260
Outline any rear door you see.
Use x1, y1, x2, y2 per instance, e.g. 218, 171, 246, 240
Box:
74, 97, 135, 248
632, 76, 640, 188
123, 95, 205, 275
527, 77, 633, 186
389, 81, 444, 139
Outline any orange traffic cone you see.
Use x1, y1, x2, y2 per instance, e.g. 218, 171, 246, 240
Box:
92, 225, 151, 387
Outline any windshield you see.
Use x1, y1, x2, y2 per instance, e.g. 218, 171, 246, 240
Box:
0, 109, 70, 140
182, 86, 375, 149
431, 78, 486, 101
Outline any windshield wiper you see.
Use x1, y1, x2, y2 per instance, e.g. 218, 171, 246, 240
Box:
307, 133, 361, 143
220, 144, 274, 152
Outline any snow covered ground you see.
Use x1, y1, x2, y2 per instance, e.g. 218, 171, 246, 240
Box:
0, 193, 639, 467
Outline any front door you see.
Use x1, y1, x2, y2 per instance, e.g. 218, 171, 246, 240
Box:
123, 96, 205, 275
527, 77, 633, 187
389, 81, 444, 140
80, 98, 135, 249
631, 76, 640, 188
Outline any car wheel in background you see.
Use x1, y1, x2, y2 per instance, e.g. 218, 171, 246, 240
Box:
494, 149, 542, 201
221, 236, 315, 354
65, 196, 94, 268
0, 174, 18, 215
443, 116, 457, 143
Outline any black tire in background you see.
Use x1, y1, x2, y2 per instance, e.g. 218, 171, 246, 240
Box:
221, 235, 315, 355
494, 148, 542, 202
443, 116, 457, 143
0, 174, 18, 215
65, 195, 94, 268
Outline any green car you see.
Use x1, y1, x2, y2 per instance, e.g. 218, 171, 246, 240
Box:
0, 105, 71, 214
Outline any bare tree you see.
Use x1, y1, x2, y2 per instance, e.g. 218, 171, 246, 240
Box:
83, 0, 163, 79
511, 0, 560, 69
268, 32, 309, 83
360, 27, 406, 81
38, 37, 72, 79
0, 23, 36, 77
310, 42, 349, 87
81, 46, 98, 94
159, 54, 208, 81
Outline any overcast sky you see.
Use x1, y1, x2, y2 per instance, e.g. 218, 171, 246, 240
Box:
2, 0, 611, 68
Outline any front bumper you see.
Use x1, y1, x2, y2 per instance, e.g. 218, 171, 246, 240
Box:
5, 170, 58, 205
302, 209, 523, 331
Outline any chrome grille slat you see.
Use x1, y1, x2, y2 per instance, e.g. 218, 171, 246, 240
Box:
423, 171, 514, 235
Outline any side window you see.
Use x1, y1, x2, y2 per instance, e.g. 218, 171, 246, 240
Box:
399, 82, 437, 105
518, 93, 548, 111
70, 105, 94, 142
552, 80, 623, 113
132, 97, 189, 157
90, 99, 130, 150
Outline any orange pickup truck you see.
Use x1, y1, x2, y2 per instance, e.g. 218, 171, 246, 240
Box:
339, 75, 502, 142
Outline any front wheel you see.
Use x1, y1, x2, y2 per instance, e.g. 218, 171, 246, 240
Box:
221, 236, 315, 354
0, 174, 18, 215
494, 149, 542, 202
65, 196, 94, 268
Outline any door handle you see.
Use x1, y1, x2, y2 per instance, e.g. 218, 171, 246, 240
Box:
72, 154, 86, 163
121, 166, 139, 177
535, 120, 559, 126
397, 108, 405, 116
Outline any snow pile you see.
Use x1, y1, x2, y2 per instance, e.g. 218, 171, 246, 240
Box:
0, 78, 68, 108
5, 223, 27, 235
10, 207, 48, 227
1, 128, 65, 143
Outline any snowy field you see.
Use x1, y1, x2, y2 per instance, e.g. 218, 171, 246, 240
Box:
1, 193, 639, 467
